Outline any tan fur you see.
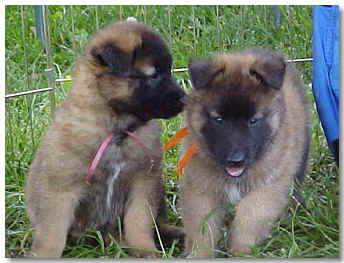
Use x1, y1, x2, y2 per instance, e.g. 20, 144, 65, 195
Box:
180, 50, 309, 257
25, 21, 184, 258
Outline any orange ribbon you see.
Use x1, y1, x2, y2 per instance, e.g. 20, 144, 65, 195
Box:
174, 143, 198, 177
163, 127, 198, 177
163, 127, 189, 151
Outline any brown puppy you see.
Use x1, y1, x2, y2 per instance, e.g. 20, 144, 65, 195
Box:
25, 21, 186, 258
180, 49, 309, 257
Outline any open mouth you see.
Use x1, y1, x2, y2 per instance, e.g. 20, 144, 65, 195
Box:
225, 166, 245, 177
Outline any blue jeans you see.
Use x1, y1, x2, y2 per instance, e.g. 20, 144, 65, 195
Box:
312, 5, 339, 163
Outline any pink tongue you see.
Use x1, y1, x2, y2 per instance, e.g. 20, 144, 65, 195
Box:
225, 167, 244, 177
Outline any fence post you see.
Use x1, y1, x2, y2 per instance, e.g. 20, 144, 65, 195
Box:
119, 6, 123, 20
143, 6, 147, 24
272, 6, 281, 26
168, 7, 172, 48
34, 6, 46, 48
5, 61, 14, 155
192, 6, 197, 56
21, 6, 35, 149
70, 6, 76, 55
43, 6, 56, 120
95, 6, 99, 30
216, 6, 223, 52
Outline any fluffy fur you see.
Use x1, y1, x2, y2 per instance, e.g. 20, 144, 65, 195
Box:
180, 49, 309, 257
25, 21, 185, 258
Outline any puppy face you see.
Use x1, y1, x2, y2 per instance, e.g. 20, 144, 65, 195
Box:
86, 21, 186, 121
187, 49, 286, 178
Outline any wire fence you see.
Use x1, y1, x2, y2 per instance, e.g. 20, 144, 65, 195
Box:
5, 57, 314, 99
5, 5, 313, 154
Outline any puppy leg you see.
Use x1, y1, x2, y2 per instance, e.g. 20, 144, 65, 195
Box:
228, 177, 292, 255
182, 191, 223, 258
156, 217, 185, 247
31, 192, 79, 258
123, 178, 160, 258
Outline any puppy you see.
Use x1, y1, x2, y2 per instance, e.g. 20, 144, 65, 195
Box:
25, 21, 186, 258
180, 49, 309, 257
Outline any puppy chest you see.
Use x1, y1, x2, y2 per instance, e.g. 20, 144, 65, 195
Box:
224, 183, 242, 205
86, 136, 157, 224
106, 163, 123, 213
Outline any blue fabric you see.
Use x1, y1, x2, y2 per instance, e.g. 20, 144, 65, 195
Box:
312, 5, 339, 157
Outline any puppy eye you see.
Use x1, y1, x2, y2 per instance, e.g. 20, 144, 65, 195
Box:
214, 116, 223, 124
249, 117, 261, 125
249, 69, 264, 84
250, 118, 258, 124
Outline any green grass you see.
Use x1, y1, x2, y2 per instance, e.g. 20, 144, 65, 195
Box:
5, 5, 339, 258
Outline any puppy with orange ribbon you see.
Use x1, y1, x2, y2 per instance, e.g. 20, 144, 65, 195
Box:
169, 50, 310, 257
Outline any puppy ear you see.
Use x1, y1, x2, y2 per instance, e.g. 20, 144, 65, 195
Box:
250, 50, 286, 89
92, 45, 132, 77
188, 59, 223, 89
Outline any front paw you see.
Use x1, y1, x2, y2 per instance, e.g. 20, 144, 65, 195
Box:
227, 234, 254, 256
185, 248, 215, 258
24, 250, 37, 258
183, 240, 215, 258
131, 248, 160, 258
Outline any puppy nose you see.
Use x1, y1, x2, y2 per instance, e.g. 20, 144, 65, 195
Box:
227, 151, 246, 167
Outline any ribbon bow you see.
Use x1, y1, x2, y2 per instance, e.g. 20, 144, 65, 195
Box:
163, 127, 198, 177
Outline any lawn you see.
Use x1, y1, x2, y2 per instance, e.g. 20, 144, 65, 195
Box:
5, 5, 339, 258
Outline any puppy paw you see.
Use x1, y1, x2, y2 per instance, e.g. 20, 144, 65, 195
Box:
132, 249, 160, 258
24, 250, 37, 258
227, 235, 254, 256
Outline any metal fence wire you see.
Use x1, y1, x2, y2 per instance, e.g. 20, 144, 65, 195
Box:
5, 5, 313, 154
